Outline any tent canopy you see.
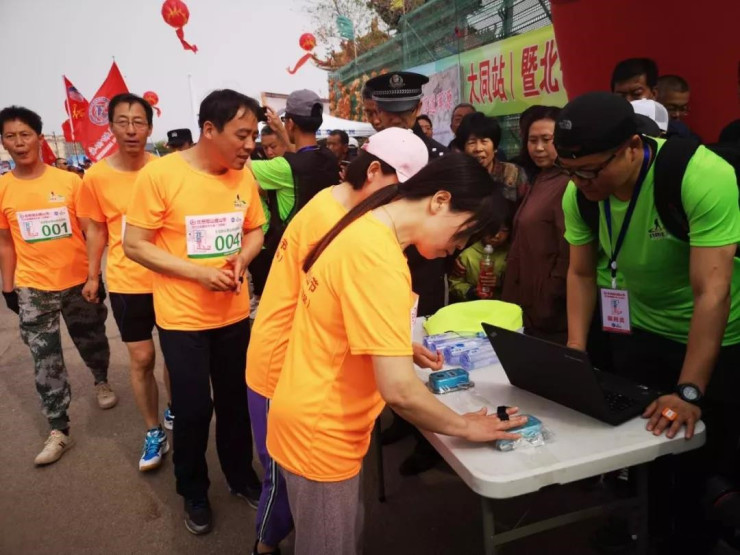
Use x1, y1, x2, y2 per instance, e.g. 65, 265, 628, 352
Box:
316, 114, 375, 138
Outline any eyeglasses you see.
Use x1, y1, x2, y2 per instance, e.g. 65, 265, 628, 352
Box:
555, 146, 623, 180
112, 119, 149, 130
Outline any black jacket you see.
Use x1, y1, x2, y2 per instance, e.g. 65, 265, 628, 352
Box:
408, 123, 449, 316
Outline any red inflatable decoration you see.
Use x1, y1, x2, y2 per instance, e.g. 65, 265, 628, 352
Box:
161, 0, 197, 53
143, 91, 161, 117
550, 0, 739, 142
288, 32, 334, 74
299, 33, 316, 52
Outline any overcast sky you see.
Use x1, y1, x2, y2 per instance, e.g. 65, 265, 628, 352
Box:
0, 0, 328, 142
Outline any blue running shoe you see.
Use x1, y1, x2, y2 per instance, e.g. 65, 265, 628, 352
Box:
139, 427, 169, 471
163, 406, 174, 431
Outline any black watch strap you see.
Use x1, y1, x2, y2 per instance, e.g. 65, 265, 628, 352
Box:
676, 383, 703, 406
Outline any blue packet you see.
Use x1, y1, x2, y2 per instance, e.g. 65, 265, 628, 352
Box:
495, 415, 544, 451
427, 368, 474, 394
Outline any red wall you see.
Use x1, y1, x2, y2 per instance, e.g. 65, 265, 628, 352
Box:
550, 0, 740, 142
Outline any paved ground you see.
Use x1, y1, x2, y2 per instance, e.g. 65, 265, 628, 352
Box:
0, 299, 621, 555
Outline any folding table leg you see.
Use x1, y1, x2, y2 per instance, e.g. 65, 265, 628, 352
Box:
481, 497, 497, 555
373, 419, 386, 502
634, 464, 649, 555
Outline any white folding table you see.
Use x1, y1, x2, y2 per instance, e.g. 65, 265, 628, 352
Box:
413, 324, 706, 554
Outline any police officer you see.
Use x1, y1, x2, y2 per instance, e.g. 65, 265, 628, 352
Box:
166, 128, 194, 151
366, 71, 448, 161
364, 72, 450, 475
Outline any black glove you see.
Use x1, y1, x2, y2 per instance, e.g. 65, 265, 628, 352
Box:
3, 290, 19, 314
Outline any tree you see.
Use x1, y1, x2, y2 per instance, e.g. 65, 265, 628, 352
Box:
153, 140, 170, 156
305, 0, 388, 59
370, 0, 427, 30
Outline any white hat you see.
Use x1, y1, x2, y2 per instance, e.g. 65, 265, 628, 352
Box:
631, 99, 670, 132
362, 128, 428, 182
348, 137, 359, 148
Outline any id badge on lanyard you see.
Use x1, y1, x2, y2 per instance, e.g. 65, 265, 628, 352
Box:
600, 143, 651, 334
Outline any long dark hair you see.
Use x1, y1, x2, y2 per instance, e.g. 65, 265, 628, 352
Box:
516, 105, 561, 176
303, 152, 507, 272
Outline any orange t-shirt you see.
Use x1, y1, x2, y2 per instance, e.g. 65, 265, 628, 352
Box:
77, 158, 154, 294
126, 153, 266, 331
246, 187, 345, 398
266, 211, 416, 482
0, 167, 88, 291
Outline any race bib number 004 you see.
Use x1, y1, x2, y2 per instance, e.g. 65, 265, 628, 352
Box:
17, 207, 73, 243
186, 212, 244, 259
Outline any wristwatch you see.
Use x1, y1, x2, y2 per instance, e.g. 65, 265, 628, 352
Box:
676, 383, 703, 406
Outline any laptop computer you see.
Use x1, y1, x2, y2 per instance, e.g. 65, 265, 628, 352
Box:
481, 323, 658, 426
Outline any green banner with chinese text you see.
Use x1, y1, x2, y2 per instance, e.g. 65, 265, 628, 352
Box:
460, 25, 567, 116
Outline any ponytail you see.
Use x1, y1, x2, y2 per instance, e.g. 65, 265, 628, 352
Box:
303, 183, 400, 272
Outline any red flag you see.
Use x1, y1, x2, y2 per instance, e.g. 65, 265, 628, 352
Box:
82, 62, 128, 162
40, 137, 57, 165
63, 76, 89, 142
61, 119, 74, 143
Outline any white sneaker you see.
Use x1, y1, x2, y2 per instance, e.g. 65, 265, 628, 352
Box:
95, 382, 118, 409
34, 430, 74, 466
139, 428, 170, 471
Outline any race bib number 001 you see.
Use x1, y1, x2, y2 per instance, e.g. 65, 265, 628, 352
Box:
186, 212, 244, 259
17, 207, 73, 243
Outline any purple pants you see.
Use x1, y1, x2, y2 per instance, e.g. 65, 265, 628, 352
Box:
247, 386, 294, 547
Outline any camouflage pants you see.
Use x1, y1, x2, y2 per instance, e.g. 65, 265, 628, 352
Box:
17, 283, 110, 430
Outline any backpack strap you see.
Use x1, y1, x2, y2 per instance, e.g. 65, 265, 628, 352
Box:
653, 137, 700, 243
575, 188, 599, 238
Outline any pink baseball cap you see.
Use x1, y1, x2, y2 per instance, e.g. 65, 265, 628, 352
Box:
362, 128, 428, 182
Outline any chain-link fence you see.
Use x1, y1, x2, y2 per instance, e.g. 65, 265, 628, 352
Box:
329, 0, 552, 156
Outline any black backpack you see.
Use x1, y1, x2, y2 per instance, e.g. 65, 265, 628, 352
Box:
576, 137, 740, 246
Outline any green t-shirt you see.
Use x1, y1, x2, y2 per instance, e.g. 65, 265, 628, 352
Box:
251, 157, 296, 233
562, 138, 740, 345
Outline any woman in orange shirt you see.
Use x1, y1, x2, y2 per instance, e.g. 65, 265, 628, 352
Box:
266, 153, 526, 554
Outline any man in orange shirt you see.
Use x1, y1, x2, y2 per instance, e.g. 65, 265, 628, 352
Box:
78, 93, 173, 472
0, 106, 115, 466
124, 90, 266, 536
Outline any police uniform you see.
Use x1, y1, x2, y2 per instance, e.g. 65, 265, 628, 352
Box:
365, 71, 449, 316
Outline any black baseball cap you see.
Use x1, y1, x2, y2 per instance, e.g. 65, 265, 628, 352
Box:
366, 71, 429, 113
555, 92, 639, 159
167, 128, 193, 146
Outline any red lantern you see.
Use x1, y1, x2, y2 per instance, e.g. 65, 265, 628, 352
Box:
299, 33, 316, 52
143, 91, 161, 116
161, 0, 197, 53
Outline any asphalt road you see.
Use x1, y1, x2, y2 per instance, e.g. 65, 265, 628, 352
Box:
0, 299, 609, 554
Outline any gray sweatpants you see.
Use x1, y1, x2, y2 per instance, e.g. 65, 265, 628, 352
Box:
281, 467, 363, 555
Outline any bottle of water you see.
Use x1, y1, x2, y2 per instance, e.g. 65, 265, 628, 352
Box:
460, 347, 498, 370
477, 245, 495, 299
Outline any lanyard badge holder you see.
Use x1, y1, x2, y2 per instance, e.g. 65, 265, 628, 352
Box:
600, 144, 651, 334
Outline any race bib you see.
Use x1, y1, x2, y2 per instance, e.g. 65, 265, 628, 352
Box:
17, 207, 73, 243
186, 212, 244, 259
600, 288, 632, 334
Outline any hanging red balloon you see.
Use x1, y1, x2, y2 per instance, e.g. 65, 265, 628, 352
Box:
299, 33, 316, 52
143, 91, 162, 116
161, 0, 198, 53
288, 32, 334, 74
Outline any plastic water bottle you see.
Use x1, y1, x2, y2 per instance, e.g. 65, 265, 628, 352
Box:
477, 245, 495, 299
460, 347, 498, 370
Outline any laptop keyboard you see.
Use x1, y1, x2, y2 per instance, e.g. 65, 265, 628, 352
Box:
603, 390, 637, 412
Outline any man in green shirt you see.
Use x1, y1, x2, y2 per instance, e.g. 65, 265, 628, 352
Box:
557, 91, 740, 551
